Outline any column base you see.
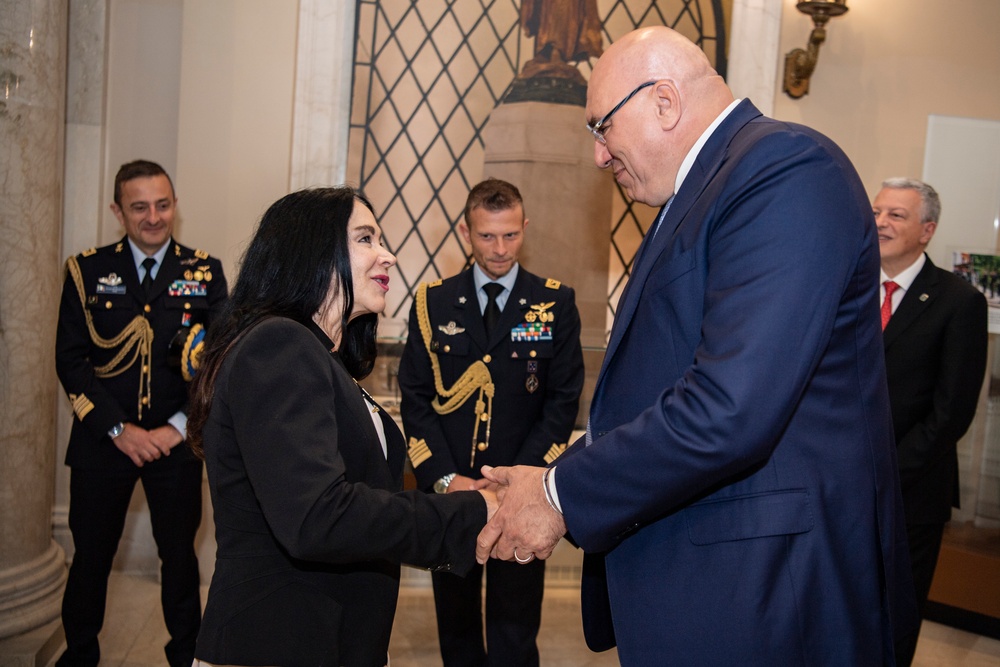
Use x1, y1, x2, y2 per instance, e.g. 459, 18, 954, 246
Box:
0, 618, 63, 667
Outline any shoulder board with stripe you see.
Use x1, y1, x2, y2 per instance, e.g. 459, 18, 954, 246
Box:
545, 278, 561, 290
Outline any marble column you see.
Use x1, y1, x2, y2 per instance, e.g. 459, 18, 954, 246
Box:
482, 100, 613, 425
0, 0, 68, 655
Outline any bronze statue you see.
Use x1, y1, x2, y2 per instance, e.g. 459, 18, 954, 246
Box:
519, 0, 603, 82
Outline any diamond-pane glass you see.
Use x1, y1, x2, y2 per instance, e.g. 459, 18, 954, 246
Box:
349, 0, 727, 322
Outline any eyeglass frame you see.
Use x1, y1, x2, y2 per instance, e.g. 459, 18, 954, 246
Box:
586, 81, 656, 144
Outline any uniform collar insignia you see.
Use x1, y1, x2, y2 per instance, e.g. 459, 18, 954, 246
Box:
519, 298, 527, 306
458, 296, 467, 304
438, 321, 465, 335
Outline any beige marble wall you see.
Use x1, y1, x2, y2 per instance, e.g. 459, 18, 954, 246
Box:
0, 0, 68, 640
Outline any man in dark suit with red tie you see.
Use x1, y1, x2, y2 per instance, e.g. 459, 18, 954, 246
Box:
874, 177, 988, 665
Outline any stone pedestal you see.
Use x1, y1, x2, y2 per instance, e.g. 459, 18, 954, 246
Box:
0, 0, 69, 657
482, 101, 612, 426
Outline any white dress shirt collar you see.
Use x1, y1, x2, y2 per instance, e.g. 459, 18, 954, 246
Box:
675, 98, 742, 195
126, 237, 171, 279
881, 253, 926, 293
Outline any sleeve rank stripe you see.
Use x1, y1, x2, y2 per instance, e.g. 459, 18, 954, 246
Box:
70, 393, 95, 420
543, 442, 567, 465
407, 437, 433, 467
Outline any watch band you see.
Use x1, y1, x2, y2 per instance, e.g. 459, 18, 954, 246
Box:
434, 473, 457, 494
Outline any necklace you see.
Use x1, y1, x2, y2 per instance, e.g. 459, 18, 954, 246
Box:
354, 379, 380, 414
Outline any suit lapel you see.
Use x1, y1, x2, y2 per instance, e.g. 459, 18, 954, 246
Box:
148, 242, 181, 302
596, 100, 763, 393
112, 237, 144, 307
488, 269, 530, 350
456, 270, 489, 351
380, 408, 406, 486
883, 256, 940, 349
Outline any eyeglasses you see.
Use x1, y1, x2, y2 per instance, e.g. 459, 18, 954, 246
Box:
586, 81, 656, 144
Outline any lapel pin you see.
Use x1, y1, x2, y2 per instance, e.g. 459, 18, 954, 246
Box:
919, 294, 929, 301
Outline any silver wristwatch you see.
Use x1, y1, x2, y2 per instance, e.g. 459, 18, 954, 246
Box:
433, 473, 457, 494
108, 422, 125, 439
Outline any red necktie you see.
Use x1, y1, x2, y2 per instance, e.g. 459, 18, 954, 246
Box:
881, 281, 899, 330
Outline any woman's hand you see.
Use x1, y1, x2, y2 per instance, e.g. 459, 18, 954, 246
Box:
477, 487, 499, 522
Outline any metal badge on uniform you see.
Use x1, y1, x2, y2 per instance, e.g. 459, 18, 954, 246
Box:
180, 257, 199, 266
527, 360, 538, 373
96, 273, 126, 294
525, 374, 539, 393
438, 321, 465, 335
181, 312, 193, 327
526, 301, 555, 323
168, 279, 207, 297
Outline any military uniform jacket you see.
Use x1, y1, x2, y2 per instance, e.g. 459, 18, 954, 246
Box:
55, 237, 228, 470
398, 266, 584, 490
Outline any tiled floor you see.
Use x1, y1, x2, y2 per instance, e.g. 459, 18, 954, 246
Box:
42, 571, 1000, 666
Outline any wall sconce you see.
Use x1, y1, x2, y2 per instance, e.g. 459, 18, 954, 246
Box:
783, 0, 849, 99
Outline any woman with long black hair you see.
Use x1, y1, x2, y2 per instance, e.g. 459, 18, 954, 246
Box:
189, 187, 492, 667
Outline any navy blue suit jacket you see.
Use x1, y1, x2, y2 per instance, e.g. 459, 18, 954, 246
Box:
555, 101, 918, 664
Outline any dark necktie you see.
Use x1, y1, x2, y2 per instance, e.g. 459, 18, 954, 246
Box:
141, 257, 157, 300
881, 280, 899, 330
483, 282, 504, 333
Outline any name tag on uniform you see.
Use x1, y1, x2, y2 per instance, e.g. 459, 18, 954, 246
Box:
96, 284, 127, 295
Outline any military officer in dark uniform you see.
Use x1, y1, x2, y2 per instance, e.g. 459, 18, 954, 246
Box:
55, 160, 228, 667
398, 178, 584, 666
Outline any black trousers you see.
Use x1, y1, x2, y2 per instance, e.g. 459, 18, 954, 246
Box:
432, 557, 546, 667
894, 521, 946, 667
57, 458, 203, 667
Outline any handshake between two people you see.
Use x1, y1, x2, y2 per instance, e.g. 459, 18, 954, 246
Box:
464, 464, 568, 566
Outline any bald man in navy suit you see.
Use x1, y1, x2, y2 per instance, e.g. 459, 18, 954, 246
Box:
475, 27, 918, 665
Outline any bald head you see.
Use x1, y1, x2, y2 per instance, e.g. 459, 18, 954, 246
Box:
586, 27, 734, 206
596, 27, 717, 87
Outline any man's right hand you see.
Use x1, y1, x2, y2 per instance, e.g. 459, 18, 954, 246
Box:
112, 423, 172, 467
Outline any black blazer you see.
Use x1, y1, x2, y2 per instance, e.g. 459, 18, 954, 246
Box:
883, 255, 988, 525
194, 318, 486, 667
55, 237, 228, 470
